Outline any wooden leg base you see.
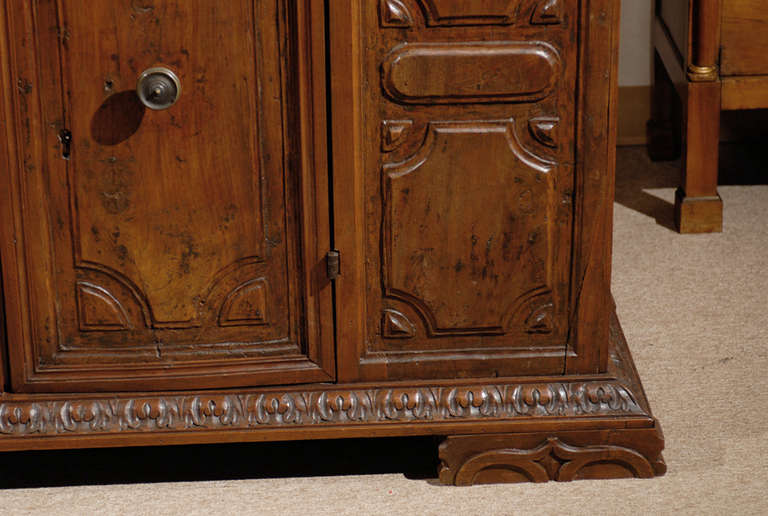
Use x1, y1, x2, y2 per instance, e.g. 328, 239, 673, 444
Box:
439, 427, 666, 485
674, 188, 723, 233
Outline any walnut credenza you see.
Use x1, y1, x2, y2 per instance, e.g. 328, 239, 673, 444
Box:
0, 0, 665, 484
650, 0, 768, 233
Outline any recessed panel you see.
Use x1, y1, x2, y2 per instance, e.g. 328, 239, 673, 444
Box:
384, 122, 552, 335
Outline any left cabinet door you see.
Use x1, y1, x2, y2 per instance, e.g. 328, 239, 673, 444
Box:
0, 0, 334, 392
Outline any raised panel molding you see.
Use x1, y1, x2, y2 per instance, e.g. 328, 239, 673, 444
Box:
76, 282, 132, 331
524, 301, 554, 334
76, 266, 152, 330
381, 41, 562, 105
73, 255, 271, 329
382, 308, 417, 339
418, 0, 520, 26
379, 1, 564, 28
531, 0, 563, 25
75, 258, 272, 331
380, 0, 415, 28
218, 278, 269, 326
528, 117, 559, 148
381, 120, 415, 152
383, 121, 553, 336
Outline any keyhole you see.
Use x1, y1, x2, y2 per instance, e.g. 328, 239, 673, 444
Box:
59, 129, 72, 159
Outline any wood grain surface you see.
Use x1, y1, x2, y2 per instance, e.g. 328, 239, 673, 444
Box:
0, 0, 334, 391
0, 0, 661, 485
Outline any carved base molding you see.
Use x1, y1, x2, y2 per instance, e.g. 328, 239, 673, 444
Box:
0, 379, 645, 438
439, 427, 666, 485
0, 312, 664, 487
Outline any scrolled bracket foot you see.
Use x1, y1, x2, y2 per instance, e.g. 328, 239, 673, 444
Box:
439, 427, 666, 485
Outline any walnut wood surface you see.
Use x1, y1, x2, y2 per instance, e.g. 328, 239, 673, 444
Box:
0, 1, 334, 391
0, 310, 662, 457
439, 429, 666, 485
0, 0, 662, 485
356, 0, 578, 379
331, 0, 618, 381
565, 0, 620, 374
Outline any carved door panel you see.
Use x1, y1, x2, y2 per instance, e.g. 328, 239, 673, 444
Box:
0, 1, 333, 392
332, 0, 578, 380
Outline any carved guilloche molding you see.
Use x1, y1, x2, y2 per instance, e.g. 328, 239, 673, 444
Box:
0, 378, 648, 437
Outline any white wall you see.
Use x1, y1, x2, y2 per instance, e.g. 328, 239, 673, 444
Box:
619, 0, 653, 87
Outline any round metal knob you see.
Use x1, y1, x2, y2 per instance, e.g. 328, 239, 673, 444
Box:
136, 67, 181, 110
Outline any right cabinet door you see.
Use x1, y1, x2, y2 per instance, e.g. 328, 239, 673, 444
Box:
331, 0, 580, 381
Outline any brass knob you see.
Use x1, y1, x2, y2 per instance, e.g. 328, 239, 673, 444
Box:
136, 67, 181, 110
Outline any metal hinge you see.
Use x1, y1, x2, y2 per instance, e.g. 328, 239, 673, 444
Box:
326, 250, 340, 280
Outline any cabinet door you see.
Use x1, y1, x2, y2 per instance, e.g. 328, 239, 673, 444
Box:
331, 1, 579, 381
0, 1, 333, 391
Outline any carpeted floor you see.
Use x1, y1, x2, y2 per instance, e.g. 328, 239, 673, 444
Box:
0, 146, 766, 515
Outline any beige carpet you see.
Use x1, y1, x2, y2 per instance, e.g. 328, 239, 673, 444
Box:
1, 146, 767, 515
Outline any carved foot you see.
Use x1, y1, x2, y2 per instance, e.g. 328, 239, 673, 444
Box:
674, 188, 723, 233
439, 428, 666, 485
